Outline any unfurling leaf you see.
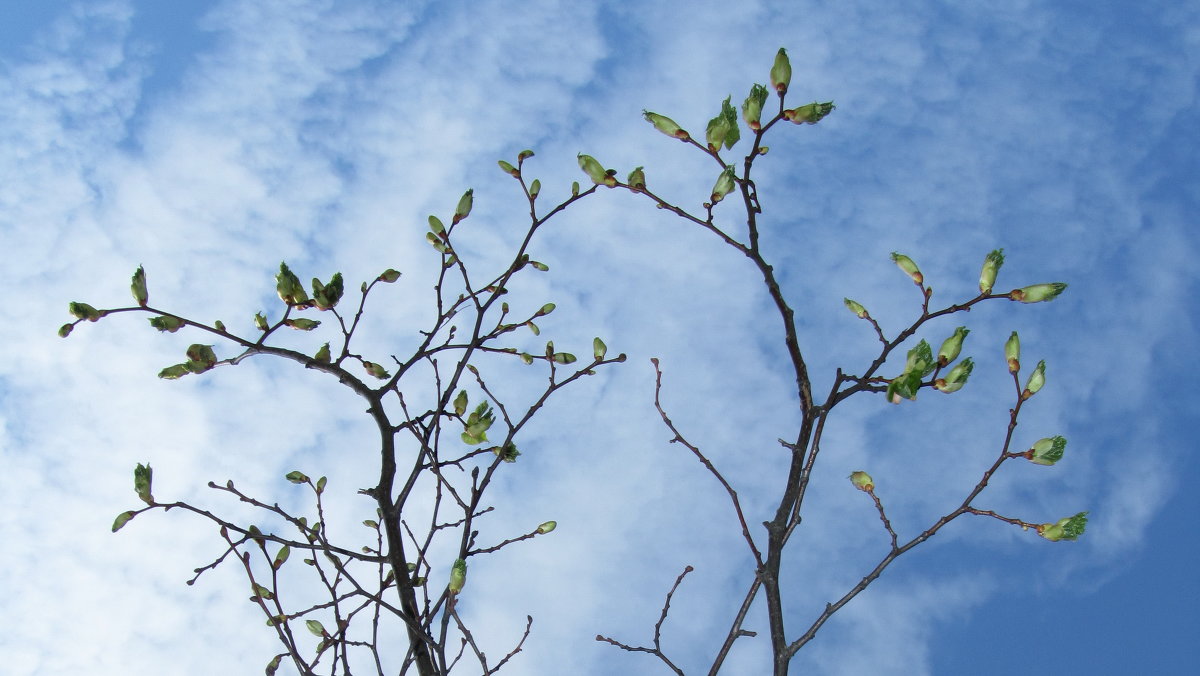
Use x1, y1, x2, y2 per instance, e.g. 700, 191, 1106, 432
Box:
770, 47, 792, 95
496, 442, 520, 463
112, 510, 136, 533
275, 262, 308, 306
1028, 436, 1067, 466
1023, 360, 1046, 399
158, 363, 191, 379
254, 312, 269, 331
903, 340, 935, 378
186, 344, 218, 370
130, 266, 148, 307
979, 249, 1005, 294
849, 470, 874, 492
134, 463, 154, 505
148, 315, 184, 333
742, 83, 769, 130
1038, 512, 1088, 542
783, 101, 835, 125
627, 166, 646, 191
448, 559, 467, 594
935, 357, 974, 393
312, 272, 344, 310
705, 97, 740, 151
593, 337, 607, 359
453, 189, 474, 225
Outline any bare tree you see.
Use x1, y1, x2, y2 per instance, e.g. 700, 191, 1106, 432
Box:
61, 48, 1085, 675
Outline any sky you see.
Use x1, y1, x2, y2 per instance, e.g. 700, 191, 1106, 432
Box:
1, 1, 1197, 675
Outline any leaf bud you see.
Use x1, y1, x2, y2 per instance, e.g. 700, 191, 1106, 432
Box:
643, 111, 690, 141
130, 265, 148, 307
783, 101, 835, 124
1010, 282, 1068, 304
890, 252, 923, 285
770, 48, 792, 95
552, 352, 577, 365
1023, 360, 1046, 399
453, 189, 473, 225
937, 327, 969, 366
428, 215, 445, 235
627, 166, 646, 192
710, 166, 737, 204
536, 520, 557, 534
148, 315, 184, 333
378, 268, 402, 283
254, 312, 269, 331
497, 159, 519, 177
848, 470, 874, 492
529, 179, 541, 198
538, 302, 556, 316
283, 318, 320, 331
363, 361, 390, 379
134, 462, 154, 505
1027, 435, 1066, 466
448, 558, 467, 594
275, 262, 308, 306
577, 154, 611, 186
314, 342, 331, 364
935, 357, 974, 393
58, 323, 74, 338
1005, 331, 1020, 373
518, 149, 534, 161
69, 302, 103, 322
1037, 512, 1088, 542
843, 298, 869, 319
741, 83, 769, 131
904, 339, 935, 377
593, 337, 607, 359
571, 180, 580, 196
979, 249, 1005, 294
112, 510, 136, 533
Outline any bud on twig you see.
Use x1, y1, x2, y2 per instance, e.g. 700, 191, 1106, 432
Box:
627, 166, 646, 192
783, 101, 834, 125
1010, 283, 1068, 303
130, 266, 148, 307
705, 97, 740, 151
935, 357, 974, 393
848, 470, 874, 492
1027, 435, 1066, 465
711, 166, 736, 204
1037, 512, 1087, 541
1023, 360, 1046, 398
643, 111, 689, 141
536, 521, 557, 534
742, 84, 769, 131
937, 327, 969, 366
770, 48, 792, 95
1005, 332, 1020, 373
448, 559, 467, 594
453, 189, 473, 225
577, 154, 615, 187
890, 252, 923, 285
979, 249, 1004, 294
843, 298, 869, 319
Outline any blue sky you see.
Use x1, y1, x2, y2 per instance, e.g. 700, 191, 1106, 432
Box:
1, 1, 1197, 674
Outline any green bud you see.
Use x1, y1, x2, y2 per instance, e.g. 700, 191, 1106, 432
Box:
783, 101, 835, 124
552, 352, 577, 365
273, 545, 290, 570
157, 363, 191, 379
538, 302, 555, 316
1010, 283, 1068, 304
453, 389, 468, 417
935, 357, 974, 393
536, 520, 557, 534
186, 344, 217, 369
378, 268, 402, 283
577, 154, 610, 186
69, 302, 103, 322
520, 352, 534, 365
979, 249, 1005, 294
134, 463, 154, 505
1038, 512, 1088, 542
498, 159, 519, 177
1023, 360, 1046, 398
1028, 435, 1066, 466
937, 327, 969, 366
843, 298, 869, 319
448, 559, 467, 594
742, 84, 769, 131
58, 323, 74, 338
312, 273, 344, 310
283, 318, 320, 331
497, 442, 520, 463
428, 215, 445, 235
276, 262, 308, 306
571, 180, 580, 196
705, 96, 740, 151
1005, 331, 1020, 373
710, 166, 737, 204
254, 312, 269, 331
363, 361, 390, 379
148, 315, 184, 333
593, 337, 607, 359
453, 189, 473, 225
314, 342, 331, 364
214, 320, 226, 332
890, 252, 923, 285
643, 111, 689, 141
627, 166, 646, 192
112, 510, 136, 533
770, 48, 792, 95
526, 321, 540, 336
848, 470, 874, 492
131, 266, 148, 307
529, 179, 541, 198
305, 620, 327, 637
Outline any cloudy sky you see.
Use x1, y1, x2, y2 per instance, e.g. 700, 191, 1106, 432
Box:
2, 1, 1197, 674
